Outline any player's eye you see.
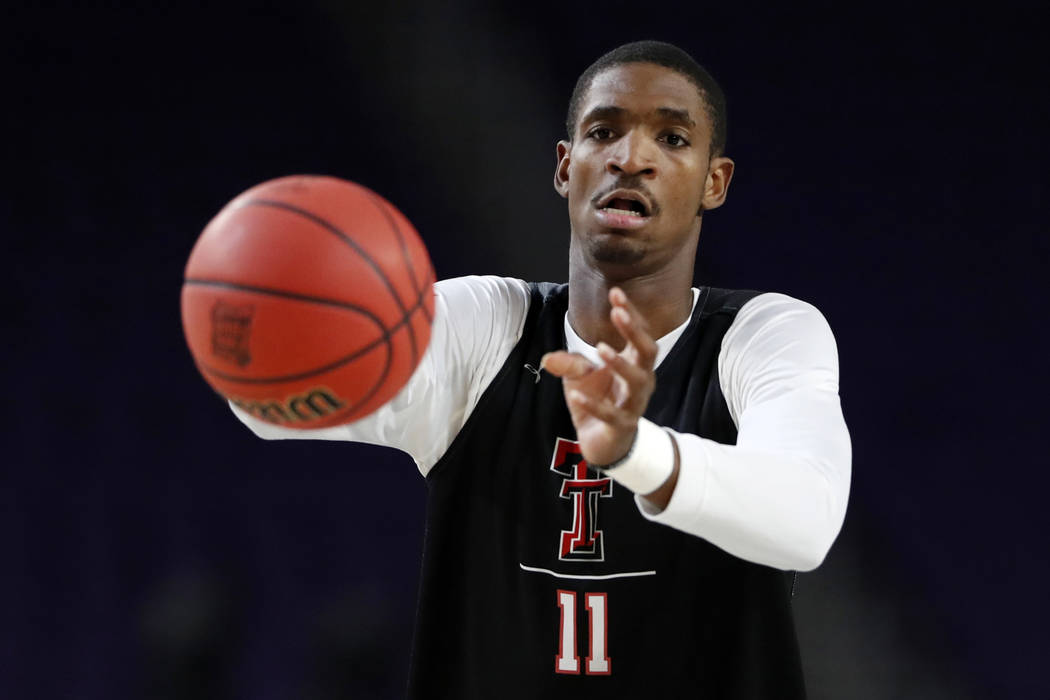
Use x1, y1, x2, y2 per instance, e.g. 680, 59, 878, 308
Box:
661, 133, 690, 148
587, 126, 614, 140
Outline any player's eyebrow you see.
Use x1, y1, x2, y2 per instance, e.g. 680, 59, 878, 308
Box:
654, 107, 695, 128
580, 105, 627, 125
581, 105, 696, 129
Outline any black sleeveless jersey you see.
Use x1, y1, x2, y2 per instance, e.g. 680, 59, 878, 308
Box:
408, 283, 805, 699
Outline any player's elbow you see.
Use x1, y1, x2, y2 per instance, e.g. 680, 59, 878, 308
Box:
787, 485, 847, 572
786, 532, 832, 572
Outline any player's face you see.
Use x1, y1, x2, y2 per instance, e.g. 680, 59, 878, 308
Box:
554, 62, 733, 271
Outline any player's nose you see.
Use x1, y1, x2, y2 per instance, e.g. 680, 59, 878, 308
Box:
606, 130, 656, 177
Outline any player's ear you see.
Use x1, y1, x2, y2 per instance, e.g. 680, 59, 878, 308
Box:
700, 156, 735, 211
554, 140, 571, 198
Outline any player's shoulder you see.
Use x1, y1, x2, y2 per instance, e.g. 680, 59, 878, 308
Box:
699, 287, 822, 320
736, 290, 826, 316
434, 275, 531, 309
736, 291, 830, 328
722, 290, 837, 358
432, 276, 533, 350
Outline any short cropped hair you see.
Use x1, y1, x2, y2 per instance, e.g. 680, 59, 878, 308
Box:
566, 40, 728, 156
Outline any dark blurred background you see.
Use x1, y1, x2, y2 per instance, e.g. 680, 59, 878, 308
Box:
5, 1, 1048, 698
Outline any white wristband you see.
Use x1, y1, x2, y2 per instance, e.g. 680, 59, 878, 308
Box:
595, 418, 675, 495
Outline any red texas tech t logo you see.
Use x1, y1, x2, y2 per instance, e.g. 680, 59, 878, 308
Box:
549, 438, 613, 561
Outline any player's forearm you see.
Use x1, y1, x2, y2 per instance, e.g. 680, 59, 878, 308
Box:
229, 371, 462, 475
229, 276, 532, 476
648, 428, 849, 571
605, 391, 851, 571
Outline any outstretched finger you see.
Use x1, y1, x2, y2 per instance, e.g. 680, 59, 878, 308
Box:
609, 287, 650, 329
597, 342, 650, 394
541, 351, 597, 380
609, 289, 658, 370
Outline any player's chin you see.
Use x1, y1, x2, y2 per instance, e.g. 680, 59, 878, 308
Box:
584, 233, 647, 266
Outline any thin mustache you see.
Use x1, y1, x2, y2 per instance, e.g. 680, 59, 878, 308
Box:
590, 178, 660, 215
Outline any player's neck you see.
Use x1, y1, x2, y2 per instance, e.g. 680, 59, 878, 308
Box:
567, 260, 695, 351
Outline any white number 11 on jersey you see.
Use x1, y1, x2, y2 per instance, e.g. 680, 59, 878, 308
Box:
555, 590, 611, 675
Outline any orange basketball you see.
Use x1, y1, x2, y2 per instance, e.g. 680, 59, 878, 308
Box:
180, 175, 435, 429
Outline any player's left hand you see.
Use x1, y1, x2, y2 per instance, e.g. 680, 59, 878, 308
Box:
542, 287, 657, 466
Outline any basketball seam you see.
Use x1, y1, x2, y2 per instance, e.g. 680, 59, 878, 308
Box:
185, 277, 431, 385
363, 191, 434, 325
184, 278, 393, 320
240, 197, 421, 366
339, 333, 393, 423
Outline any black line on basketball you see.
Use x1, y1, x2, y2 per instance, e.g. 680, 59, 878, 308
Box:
336, 326, 393, 420
226, 318, 395, 426
363, 190, 433, 324
185, 278, 392, 324
187, 277, 431, 385
417, 272, 433, 321
189, 278, 388, 384
200, 334, 386, 385
364, 191, 419, 293
404, 273, 433, 354
241, 198, 419, 366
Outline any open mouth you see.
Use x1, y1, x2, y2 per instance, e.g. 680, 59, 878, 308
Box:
595, 189, 653, 219
601, 198, 649, 216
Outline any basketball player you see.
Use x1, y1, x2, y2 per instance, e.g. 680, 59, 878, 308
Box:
233, 41, 850, 698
